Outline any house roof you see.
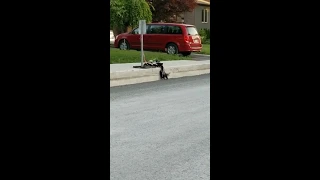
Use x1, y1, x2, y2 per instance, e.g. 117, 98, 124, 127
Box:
197, 0, 210, 5
148, 23, 195, 27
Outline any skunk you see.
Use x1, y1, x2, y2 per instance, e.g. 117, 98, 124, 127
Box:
159, 64, 170, 79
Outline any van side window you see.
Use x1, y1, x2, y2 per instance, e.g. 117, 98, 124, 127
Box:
147, 25, 166, 34
132, 25, 149, 34
131, 28, 139, 34
167, 26, 182, 34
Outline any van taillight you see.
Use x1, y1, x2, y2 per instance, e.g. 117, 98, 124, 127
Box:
184, 36, 189, 42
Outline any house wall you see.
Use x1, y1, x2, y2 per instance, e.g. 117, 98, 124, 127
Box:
183, 10, 195, 25
194, 5, 210, 30
183, 5, 210, 30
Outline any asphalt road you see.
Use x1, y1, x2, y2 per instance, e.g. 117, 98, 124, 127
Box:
110, 74, 210, 180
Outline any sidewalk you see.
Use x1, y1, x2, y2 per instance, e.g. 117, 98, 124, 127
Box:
110, 60, 210, 72
110, 60, 210, 87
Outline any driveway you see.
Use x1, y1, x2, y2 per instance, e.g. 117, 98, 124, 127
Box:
190, 53, 210, 61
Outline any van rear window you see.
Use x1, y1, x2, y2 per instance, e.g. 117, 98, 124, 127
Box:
186, 26, 199, 35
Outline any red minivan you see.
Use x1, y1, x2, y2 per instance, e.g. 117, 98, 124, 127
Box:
114, 23, 202, 56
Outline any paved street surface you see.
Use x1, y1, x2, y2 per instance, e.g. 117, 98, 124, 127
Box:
110, 74, 210, 180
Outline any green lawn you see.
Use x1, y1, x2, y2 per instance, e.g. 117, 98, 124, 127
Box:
110, 48, 191, 64
195, 44, 210, 55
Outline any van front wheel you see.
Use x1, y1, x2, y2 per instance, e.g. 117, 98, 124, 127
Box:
119, 39, 130, 50
166, 43, 178, 55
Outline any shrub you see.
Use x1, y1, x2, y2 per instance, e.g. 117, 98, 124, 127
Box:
199, 28, 210, 44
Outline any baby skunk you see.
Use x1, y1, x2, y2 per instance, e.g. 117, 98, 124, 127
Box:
159, 64, 170, 79
155, 60, 170, 80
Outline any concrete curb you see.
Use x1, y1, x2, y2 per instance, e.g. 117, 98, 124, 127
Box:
192, 53, 211, 57
110, 63, 210, 87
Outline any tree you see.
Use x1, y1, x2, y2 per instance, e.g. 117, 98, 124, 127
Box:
146, 0, 197, 22
110, 0, 152, 36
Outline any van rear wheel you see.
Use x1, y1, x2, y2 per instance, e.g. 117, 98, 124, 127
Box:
166, 43, 178, 55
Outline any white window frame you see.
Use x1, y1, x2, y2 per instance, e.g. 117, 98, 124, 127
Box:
202, 9, 209, 23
